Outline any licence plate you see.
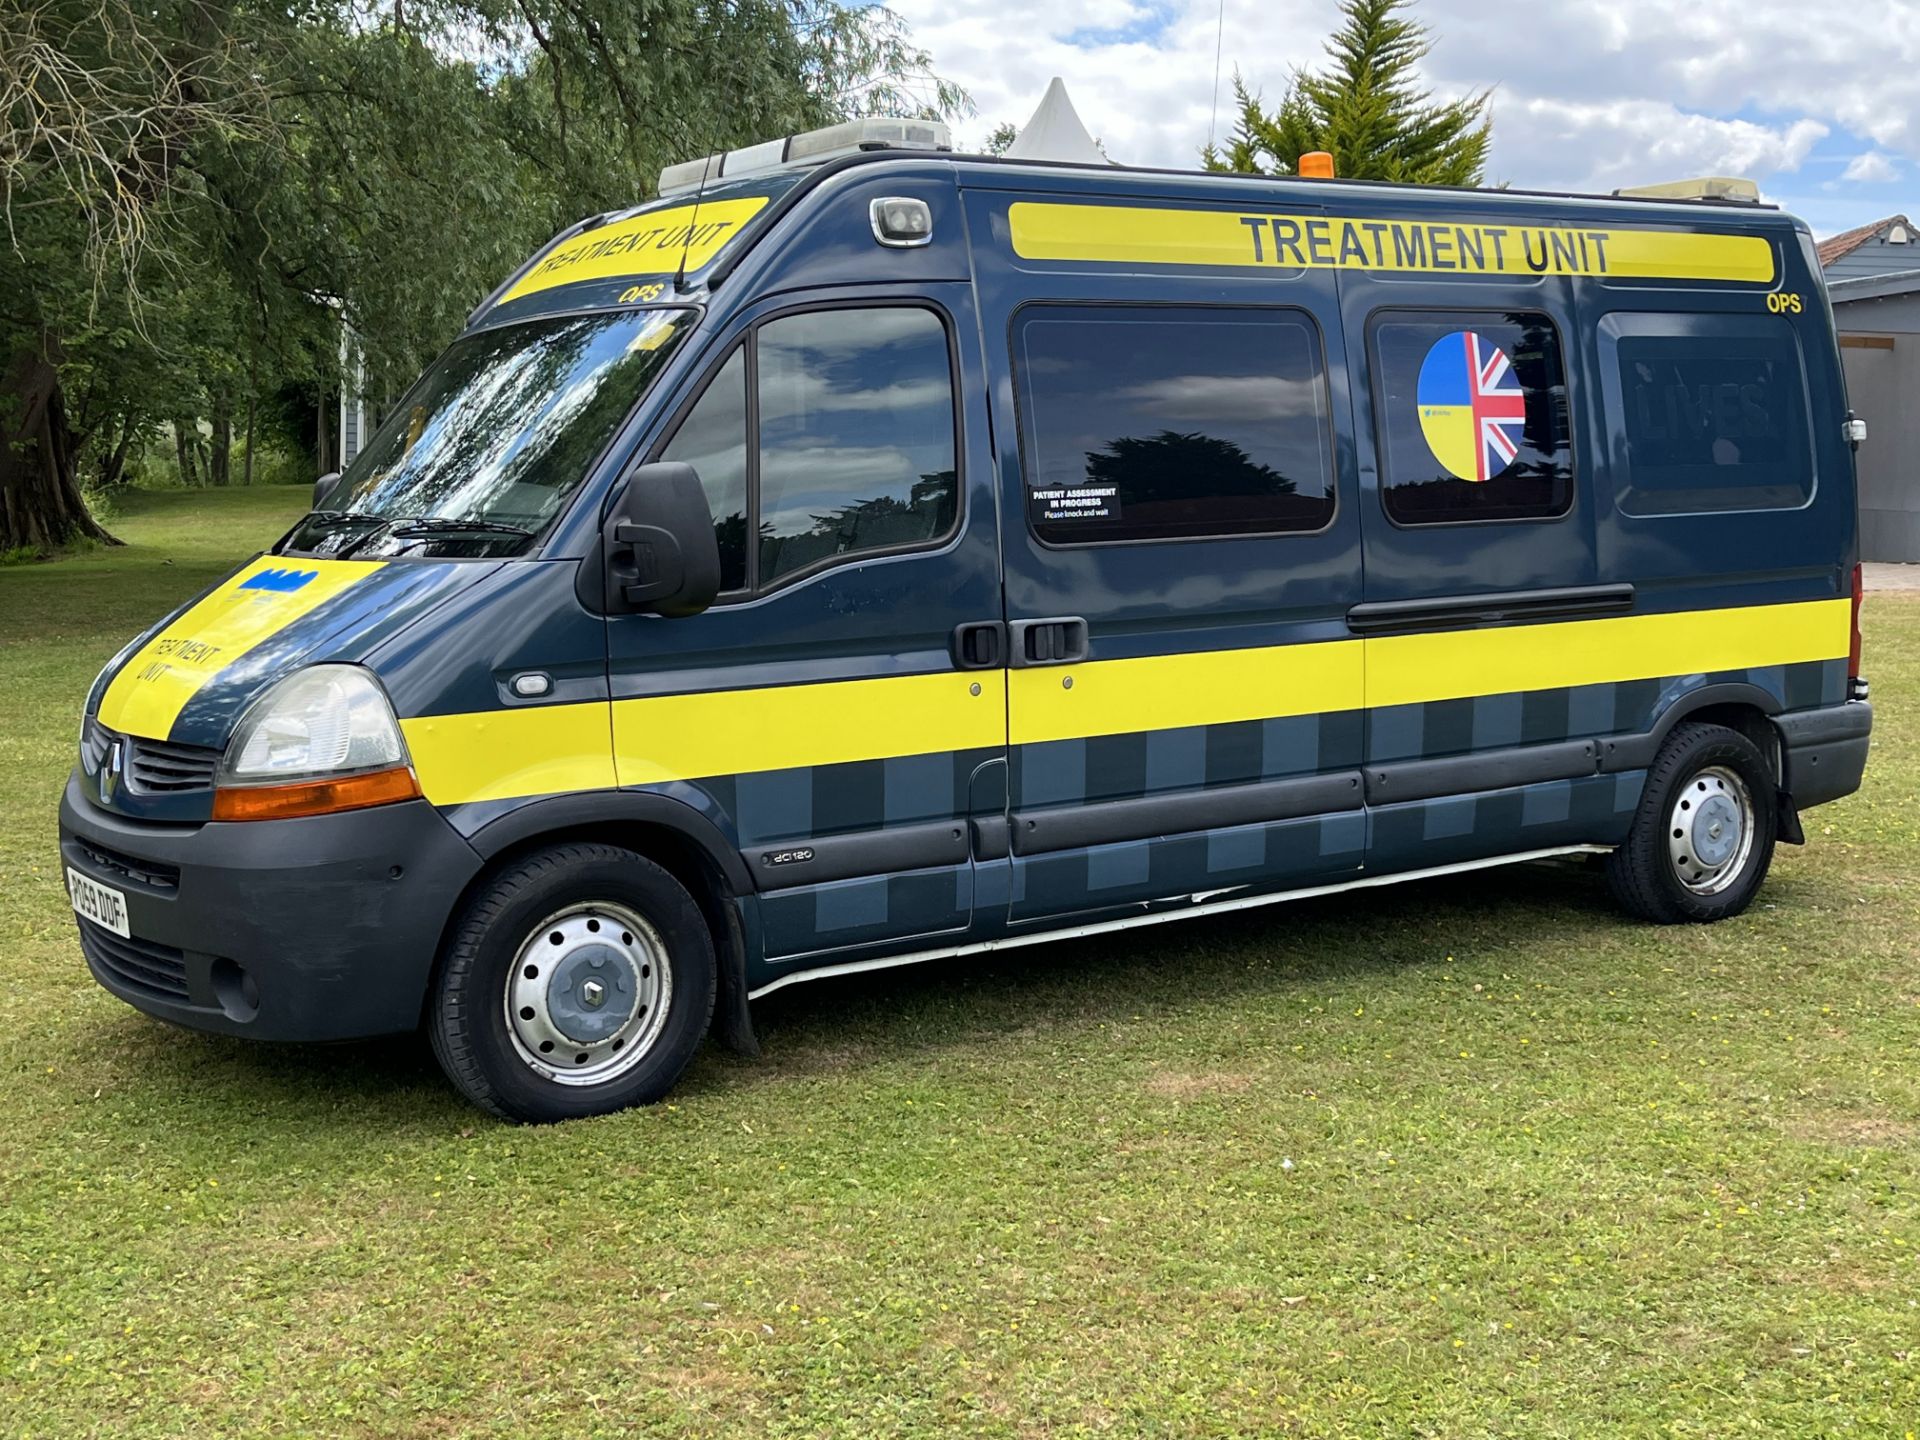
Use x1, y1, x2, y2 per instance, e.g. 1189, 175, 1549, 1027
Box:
68, 867, 130, 939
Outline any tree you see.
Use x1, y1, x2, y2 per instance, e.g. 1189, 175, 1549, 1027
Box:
0, 0, 965, 553
983, 122, 1017, 155
0, 0, 264, 547
1203, 0, 1489, 185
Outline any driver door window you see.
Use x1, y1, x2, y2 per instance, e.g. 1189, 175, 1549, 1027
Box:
658, 305, 959, 596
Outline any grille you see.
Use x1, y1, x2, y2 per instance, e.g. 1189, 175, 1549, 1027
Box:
126, 735, 220, 794
72, 839, 179, 892
81, 717, 112, 773
85, 720, 221, 796
78, 920, 190, 1002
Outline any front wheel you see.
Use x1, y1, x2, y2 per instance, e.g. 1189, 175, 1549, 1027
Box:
429, 843, 716, 1122
1605, 721, 1777, 924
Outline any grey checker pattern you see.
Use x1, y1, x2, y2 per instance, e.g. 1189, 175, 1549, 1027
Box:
1012, 710, 1363, 809
712, 659, 1844, 960
1365, 659, 1844, 765
689, 745, 996, 846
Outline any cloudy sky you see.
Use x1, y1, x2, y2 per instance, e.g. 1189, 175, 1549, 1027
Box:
890, 0, 1918, 240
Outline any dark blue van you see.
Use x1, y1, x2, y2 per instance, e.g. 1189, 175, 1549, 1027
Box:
60, 120, 1874, 1120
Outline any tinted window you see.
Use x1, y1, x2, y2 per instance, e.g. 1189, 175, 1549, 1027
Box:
1016, 307, 1334, 545
757, 308, 957, 585
1371, 312, 1573, 525
1609, 318, 1812, 514
660, 347, 749, 592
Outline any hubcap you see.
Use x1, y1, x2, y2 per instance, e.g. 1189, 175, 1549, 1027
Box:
1666, 765, 1756, 895
505, 902, 671, 1086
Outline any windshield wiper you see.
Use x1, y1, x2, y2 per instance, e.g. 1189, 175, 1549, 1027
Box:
304, 509, 387, 529
386, 517, 537, 539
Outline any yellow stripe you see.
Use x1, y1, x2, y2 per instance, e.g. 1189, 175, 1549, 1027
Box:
397, 600, 1848, 807
498, 198, 770, 303
98, 557, 384, 740
1009, 639, 1364, 746
1007, 202, 1777, 284
1366, 598, 1850, 709
403, 704, 617, 806
613, 670, 1005, 787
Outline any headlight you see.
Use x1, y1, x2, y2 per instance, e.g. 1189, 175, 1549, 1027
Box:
214, 666, 419, 821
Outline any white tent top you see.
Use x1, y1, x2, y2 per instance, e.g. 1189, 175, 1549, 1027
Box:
1003, 78, 1111, 166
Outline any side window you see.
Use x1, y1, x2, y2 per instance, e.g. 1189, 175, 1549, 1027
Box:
756, 308, 957, 586
655, 307, 958, 594
1602, 313, 1813, 515
1370, 311, 1574, 525
1015, 306, 1335, 545
659, 347, 749, 592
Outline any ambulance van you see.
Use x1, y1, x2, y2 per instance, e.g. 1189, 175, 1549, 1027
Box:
60, 120, 1874, 1120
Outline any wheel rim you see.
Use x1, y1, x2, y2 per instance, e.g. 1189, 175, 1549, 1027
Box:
504, 902, 672, 1086
1666, 764, 1756, 896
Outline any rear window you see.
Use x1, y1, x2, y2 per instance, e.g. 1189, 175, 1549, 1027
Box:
1368, 310, 1575, 526
1013, 306, 1335, 545
1601, 313, 1814, 515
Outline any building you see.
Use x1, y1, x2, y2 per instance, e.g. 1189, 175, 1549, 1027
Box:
1819, 215, 1920, 562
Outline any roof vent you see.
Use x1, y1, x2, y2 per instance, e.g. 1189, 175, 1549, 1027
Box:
1613, 176, 1761, 203
658, 118, 952, 197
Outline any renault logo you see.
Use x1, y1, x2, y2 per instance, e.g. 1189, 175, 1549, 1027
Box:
100, 740, 124, 803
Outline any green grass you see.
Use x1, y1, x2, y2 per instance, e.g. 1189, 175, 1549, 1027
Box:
2, 488, 1916, 1437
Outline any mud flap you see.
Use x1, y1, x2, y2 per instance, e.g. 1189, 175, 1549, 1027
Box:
712, 897, 762, 1058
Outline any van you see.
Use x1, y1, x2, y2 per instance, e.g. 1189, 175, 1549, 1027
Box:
60, 121, 1874, 1121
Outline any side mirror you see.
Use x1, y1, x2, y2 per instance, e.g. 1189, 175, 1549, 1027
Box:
313, 471, 343, 509
601, 462, 720, 617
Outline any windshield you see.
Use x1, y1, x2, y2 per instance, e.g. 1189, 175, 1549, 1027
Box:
284, 308, 691, 558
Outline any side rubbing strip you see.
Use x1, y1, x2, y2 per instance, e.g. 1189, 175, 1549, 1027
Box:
1012, 772, 1364, 856
751, 820, 970, 892
1365, 740, 1597, 805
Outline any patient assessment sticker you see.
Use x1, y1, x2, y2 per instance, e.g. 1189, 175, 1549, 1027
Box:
1032, 485, 1120, 522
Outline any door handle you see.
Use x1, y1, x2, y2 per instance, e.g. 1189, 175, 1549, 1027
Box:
951, 620, 1005, 670
1009, 616, 1089, 667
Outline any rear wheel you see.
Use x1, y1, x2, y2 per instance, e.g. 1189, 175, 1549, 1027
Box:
1606, 721, 1777, 924
429, 843, 715, 1122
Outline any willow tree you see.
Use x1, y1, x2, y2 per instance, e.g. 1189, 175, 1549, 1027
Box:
0, 0, 963, 553
1203, 0, 1490, 185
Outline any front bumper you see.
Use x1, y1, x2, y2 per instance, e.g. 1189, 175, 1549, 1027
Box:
1778, 700, 1873, 811
59, 772, 483, 1041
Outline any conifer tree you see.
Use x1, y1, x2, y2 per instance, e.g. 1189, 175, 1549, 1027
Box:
1204, 0, 1490, 185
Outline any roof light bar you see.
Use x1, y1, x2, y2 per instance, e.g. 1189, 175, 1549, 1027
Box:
658, 118, 953, 197
1613, 176, 1761, 204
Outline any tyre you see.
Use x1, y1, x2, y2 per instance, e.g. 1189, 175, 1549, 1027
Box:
429, 843, 716, 1122
1605, 721, 1777, 924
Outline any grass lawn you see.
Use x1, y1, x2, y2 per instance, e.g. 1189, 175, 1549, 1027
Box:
2, 487, 1916, 1437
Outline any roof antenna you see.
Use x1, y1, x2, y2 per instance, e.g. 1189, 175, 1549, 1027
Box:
673, 148, 716, 294
1207, 0, 1226, 151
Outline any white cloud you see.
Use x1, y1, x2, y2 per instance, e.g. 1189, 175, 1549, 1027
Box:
1112, 373, 1324, 422
894, 0, 1920, 223
1841, 150, 1901, 184
1494, 100, 1828, 195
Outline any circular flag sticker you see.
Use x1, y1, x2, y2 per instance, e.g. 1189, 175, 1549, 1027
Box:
1416, 330, 1526, 482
